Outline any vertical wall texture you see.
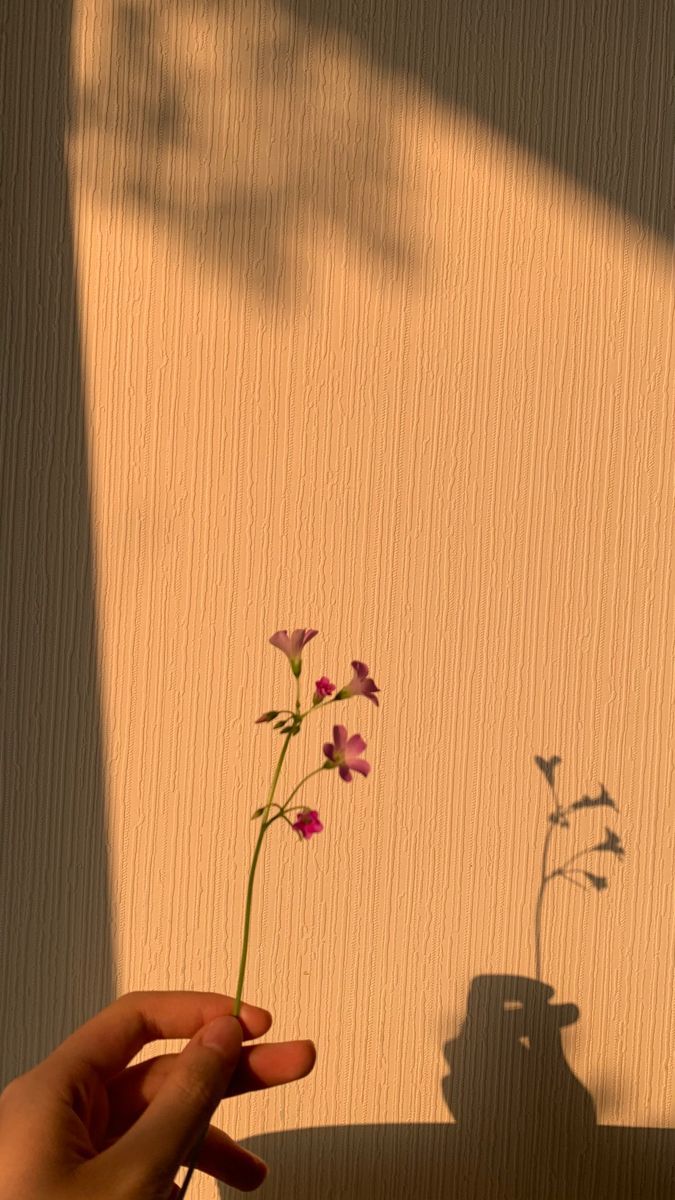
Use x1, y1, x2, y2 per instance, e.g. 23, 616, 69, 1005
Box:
4, 0, 674, 1196
0, 0, 114, 1086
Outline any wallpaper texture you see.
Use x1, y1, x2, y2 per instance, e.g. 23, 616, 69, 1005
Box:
2, 1, 674, 1197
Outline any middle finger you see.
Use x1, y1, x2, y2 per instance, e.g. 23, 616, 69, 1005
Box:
106, 1039, 316, 1134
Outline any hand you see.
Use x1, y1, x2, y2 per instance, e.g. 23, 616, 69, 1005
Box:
0, 990, 316, 1198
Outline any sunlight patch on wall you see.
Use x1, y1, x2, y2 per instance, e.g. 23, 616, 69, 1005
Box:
67, 0, 674, 1144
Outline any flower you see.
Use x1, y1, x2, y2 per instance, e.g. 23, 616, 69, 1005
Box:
269, 628, 318, 677
292, 809, 324, 840
313, 676, 336, 704
323, 724, 371, 782
334, 661, 380, 706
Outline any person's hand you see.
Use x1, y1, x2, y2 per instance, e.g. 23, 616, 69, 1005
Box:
0, 990, 316, 1198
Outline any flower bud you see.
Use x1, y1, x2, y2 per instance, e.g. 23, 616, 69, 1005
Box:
255, 710, 280, 724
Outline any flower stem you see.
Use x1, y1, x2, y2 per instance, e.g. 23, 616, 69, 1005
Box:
281, 765, 328, 812
261, 765, 329, 833
176, 732, 295, 1199
233, 730, 294, 1016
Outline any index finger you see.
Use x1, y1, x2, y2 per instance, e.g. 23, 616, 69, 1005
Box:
45, 991, 273, 1083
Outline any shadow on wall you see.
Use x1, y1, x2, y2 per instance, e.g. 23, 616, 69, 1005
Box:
0, 1, 115, 1085
75, 0, 673, 297
272, 0, 674, 243
71, 1, 419, 308
226, 976, 675, 1199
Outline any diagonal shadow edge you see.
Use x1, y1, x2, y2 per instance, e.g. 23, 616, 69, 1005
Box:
275, 0, 674, 245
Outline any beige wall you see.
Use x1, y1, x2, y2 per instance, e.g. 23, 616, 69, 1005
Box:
3, 0, 673, 1196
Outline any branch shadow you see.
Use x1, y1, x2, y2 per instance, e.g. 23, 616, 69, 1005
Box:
68, 1, 423, 306
71, 0, 672, 311
224, 975, 674, 1198
0, 1, 115, 1085
276, 0, 673, 242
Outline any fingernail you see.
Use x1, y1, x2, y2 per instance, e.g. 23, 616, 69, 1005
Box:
200, 1014, 242, 1055
248, 1158, 268, 1189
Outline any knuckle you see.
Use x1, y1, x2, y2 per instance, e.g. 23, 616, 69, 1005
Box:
0, 1078, 18, 1108
118, 988, 142, 1005
0, 1071, 30, 1105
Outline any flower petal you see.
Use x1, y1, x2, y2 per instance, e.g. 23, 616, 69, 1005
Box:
346, 733, 366, 754
338, 765, 353, 782
269, 630, 292, 655
287, 630, 305, 656
349, 758, 371, 776
323, 743, 336, 761
333, 725, 347, 749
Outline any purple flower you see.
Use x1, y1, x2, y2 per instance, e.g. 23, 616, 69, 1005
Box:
269, 628, 318, 677
323, 724, 371, 783
292, 809, 324, 840
313, 676, 336, 704
335, 661, 380, 707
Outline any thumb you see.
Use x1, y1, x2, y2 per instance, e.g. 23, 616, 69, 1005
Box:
95, 1014, 243, 1189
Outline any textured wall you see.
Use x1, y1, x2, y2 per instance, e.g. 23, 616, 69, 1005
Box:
2, 0, 674, 1196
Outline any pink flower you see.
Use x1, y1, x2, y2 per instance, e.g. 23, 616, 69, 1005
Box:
269, 628, 318, 676
323, 724, 371, 782
335, 661, 380, 706
292, 809, 324, 839
313, 676, 336, 704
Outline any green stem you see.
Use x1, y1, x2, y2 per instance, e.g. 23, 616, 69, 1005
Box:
281, 765, 328, 811
178, 710, 302, 1196
232, 730, 294, 1016
265, 811, 298, 831
261, 767, 329, 831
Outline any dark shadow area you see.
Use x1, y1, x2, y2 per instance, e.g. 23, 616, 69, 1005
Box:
225, 976, 674, 1198
278, 0, 673, 242
72, 0, 672, 311
0, 2, 115, 1085
70, 2, 417, 308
